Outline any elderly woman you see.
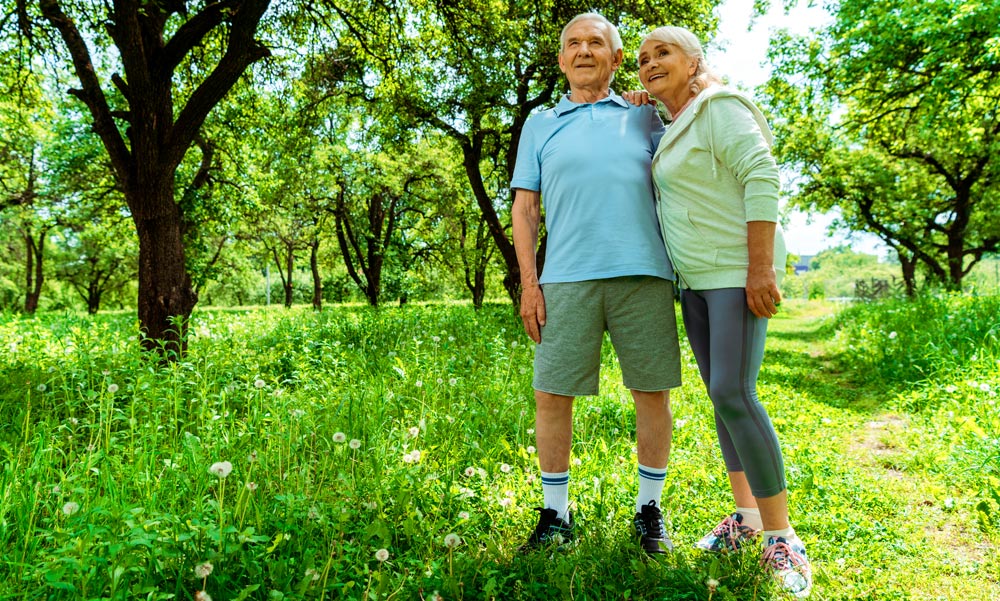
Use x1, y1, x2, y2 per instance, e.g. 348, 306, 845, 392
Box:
634, 26, 812, 597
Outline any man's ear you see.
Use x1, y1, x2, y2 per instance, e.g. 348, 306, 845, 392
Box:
612, 48, 624, 70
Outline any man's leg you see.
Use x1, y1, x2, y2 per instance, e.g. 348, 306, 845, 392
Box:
535, 390, 574, 519
633, 389, 671, 511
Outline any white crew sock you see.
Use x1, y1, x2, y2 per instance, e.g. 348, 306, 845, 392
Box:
636, 463, 668, 514
540, 470, 570, 520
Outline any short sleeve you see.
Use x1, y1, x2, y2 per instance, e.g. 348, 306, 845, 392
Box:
510, 118, 542, 192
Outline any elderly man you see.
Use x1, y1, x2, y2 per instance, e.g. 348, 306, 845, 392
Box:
511, 12, 681, 555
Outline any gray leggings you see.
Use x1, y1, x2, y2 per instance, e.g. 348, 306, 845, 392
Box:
681, 288, 787, 498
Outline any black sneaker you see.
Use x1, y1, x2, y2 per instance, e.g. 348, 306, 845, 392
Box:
518, 507, 574, 553
633, 501, 673, 554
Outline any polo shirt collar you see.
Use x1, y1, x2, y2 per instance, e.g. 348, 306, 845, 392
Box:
553, 91, 627, 116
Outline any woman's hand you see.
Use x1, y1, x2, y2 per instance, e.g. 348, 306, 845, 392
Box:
746, 264, 781, 318
622, 90, 652, 106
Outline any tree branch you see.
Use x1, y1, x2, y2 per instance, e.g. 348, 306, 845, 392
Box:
39, 0, 131, 182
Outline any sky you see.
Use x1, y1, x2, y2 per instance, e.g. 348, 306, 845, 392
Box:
707, 0, 886, 258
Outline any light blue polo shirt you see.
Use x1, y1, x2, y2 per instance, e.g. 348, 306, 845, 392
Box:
510, 92, 674, 284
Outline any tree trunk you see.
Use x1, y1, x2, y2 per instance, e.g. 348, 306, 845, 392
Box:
132, 184, 198, 357
310, 238, 322, 310
23, 228, 45, 314
366, 249, 382, 307
284, 243, 295, 308
87, 282, 101, 314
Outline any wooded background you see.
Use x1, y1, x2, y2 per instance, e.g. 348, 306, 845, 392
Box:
1, 0, 997, 353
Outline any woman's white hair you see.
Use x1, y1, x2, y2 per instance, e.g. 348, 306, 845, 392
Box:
560, 12, 623, 54
641, 26, 721, 95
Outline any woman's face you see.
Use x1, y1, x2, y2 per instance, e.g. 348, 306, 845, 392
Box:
638, 40, 697, 105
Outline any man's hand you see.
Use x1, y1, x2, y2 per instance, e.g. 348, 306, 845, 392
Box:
746, 264, 781, 319
519, 284, 546, 343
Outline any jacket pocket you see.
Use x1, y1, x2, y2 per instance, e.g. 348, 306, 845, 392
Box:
715, 244, 748, 267
659, 208, 717, 272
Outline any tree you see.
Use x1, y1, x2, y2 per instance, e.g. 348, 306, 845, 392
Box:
765, 0, 1000, 293
0, 59, 55, 313
21, 0, 271, 355
332, 141, 442, 307
332, 0, 720, 304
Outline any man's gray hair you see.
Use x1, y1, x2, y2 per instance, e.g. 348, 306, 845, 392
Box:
559, 12, 623, 54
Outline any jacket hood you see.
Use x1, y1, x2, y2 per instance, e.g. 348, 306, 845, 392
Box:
654, 85, 774, 179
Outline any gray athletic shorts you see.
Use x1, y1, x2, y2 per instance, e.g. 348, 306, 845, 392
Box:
533, 276, 682, 396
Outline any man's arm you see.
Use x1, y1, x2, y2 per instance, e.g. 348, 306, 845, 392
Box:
512, 187, 545, 343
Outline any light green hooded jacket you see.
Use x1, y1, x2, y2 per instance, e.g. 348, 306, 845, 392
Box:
651, 84, 786, 290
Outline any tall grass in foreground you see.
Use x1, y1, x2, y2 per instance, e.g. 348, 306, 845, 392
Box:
0, 297, 997, 600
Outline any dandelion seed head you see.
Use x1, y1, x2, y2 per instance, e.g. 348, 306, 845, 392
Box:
254, 379, 266, 389
332, 432, 347, 443
375, 548, 389, 562
62, 501, 80, 516
245, 481, 258, 492
526, 445, 536, 454
415, 380, 423, 388
458, 511, 470, 520
209, 461, 233, 478
408, 426, 420, 438
194, 561, 214, 578
500, 463, 511, 473
349, 438, 362, 449
449, 378, 457, 386
705, 578, 719, 591
107, 383, 119, 394
444, 533, 462, 548
572, 457, 582, 466
37, 384, 46, 392
888, 331, 897, 340
306, 568, 320, 581
499, 497, 513, 508
436, 378, 444, 385
195, 592, 213, 601
464, 466, 475, 477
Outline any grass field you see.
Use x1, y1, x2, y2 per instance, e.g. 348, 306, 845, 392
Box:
0, 296, 997, 600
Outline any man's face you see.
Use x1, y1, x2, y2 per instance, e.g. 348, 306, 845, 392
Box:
558, 19, 622, 92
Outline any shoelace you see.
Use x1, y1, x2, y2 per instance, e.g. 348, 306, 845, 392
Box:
637, 511, 665, 536
712, 515, 741, 538
761, 540, 808, 572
